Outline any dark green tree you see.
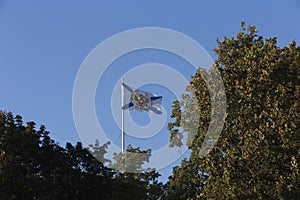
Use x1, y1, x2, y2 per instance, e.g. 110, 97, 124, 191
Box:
0, 111, 117, 199
107, 145, 164, 200
0, 111, 164, 199
165, 23, 300, 199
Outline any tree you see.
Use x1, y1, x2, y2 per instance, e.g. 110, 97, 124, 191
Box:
166, 22, 300, 199
0, 111, 164, 199
107, 145, 164, 200
0, 111, 117, 199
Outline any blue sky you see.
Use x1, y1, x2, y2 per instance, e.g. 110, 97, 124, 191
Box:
1, 0, 300, 182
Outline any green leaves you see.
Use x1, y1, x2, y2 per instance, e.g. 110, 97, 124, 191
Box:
166, 23, 300, 199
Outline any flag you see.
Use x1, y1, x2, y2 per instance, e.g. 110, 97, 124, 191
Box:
122, 82, 162, 114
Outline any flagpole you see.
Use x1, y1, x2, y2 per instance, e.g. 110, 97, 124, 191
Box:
121, 77, 125, 155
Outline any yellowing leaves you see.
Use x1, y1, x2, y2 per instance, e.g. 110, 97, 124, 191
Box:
167, 23, 300, 199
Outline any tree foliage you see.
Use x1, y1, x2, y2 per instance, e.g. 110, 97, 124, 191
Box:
0, 111, 163, 199
166, 23, 300, 199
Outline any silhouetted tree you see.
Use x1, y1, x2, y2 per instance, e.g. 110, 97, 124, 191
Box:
0, 111, 163, 199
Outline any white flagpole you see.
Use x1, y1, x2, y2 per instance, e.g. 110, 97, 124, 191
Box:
121, 77, 125, 155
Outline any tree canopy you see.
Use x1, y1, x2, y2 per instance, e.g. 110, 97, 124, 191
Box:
0, 111, 163, 199
166, 23, 299, 199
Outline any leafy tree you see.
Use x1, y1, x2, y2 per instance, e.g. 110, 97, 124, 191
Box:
0, 111, 163, 199
0, 111, 117, 199
106, 145, 164, 200
166, 23, 300, 199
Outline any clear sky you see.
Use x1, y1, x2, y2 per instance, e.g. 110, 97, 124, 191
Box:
1, 0, 300, 182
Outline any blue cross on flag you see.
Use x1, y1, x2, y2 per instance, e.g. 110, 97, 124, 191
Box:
122, 82, 162, 114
